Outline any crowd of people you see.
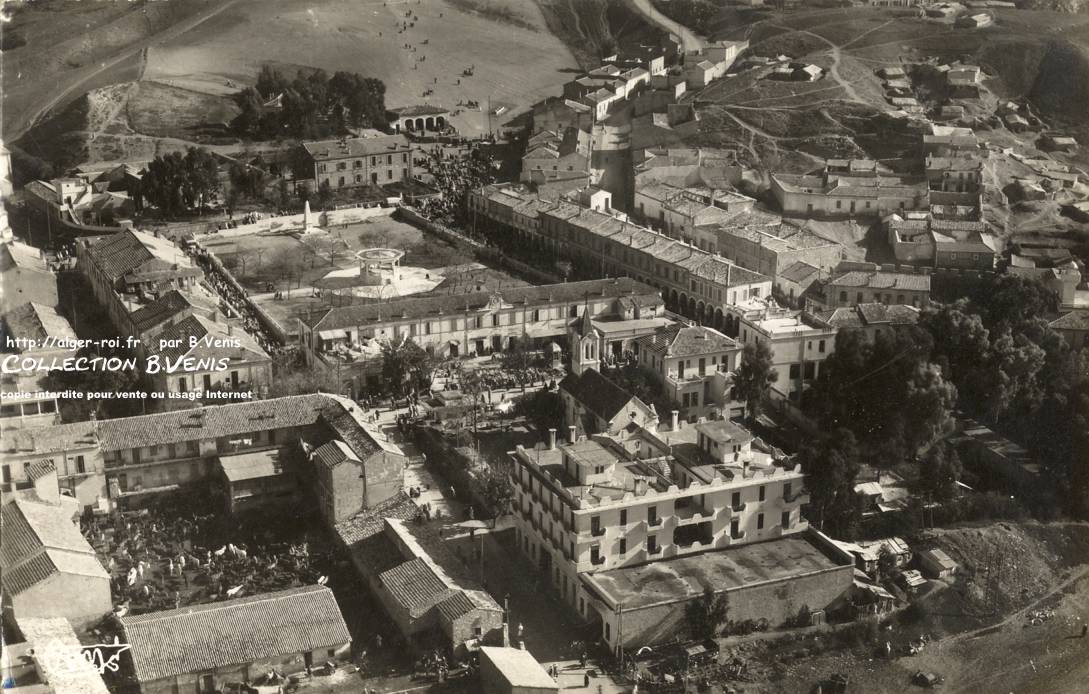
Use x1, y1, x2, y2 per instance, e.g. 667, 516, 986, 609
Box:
186, 242, 288, 359
85, 494, 333, 617
410, 144, 497, 226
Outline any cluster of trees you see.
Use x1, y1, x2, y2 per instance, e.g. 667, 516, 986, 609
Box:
920, 275, 1089, 517
801, 274, 1089, 528
233, 66, 388, 139
140, 147, 220, 216
809, 325, 957, 469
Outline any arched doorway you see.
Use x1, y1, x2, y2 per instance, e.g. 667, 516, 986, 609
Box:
679, 292, 688, 315
715, 308, 724, 332
436, 116, 446, 129
425, 116, 435, 130
696, 301, 705, 325
415, 117, 425, 131
688, 297, 697, 317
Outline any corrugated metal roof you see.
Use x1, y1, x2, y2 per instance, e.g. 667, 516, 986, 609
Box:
121, 585, 350, 682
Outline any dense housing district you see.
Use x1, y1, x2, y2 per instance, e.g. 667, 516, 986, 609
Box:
3, 1, 1089, 693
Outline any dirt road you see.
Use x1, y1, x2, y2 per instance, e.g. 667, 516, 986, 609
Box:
624, 0, 706, 53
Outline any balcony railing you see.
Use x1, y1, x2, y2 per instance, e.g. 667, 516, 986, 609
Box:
591, 554, 606, 566
647, 544, 661, 555
591, 526, 605, 537
731, 530, 746, 541
648, 517, 662, 528
732, 502, 747, 514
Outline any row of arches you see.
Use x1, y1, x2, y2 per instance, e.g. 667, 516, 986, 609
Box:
398, 115, 447, 132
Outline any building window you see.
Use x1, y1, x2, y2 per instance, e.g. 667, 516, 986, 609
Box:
789, 363, 800, 379
569, 305, 578, 317
619, 509, 627, 526
647, 535, 658, 554
619, 539, 627, 555
784, 482, 792, 500
492, 314, 499, 327
759, 485, 765, 502
757, 513, 764, 530
387, 155, 393, 165
818, 340, 826, 353
781, 510, 791, 529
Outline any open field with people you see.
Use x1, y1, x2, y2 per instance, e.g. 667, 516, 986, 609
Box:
7, 0, 580, 171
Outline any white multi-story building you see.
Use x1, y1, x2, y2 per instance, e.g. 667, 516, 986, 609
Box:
509, 415, 810, 644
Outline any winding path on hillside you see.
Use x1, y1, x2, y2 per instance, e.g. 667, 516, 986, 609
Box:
6, 0, 244, 142
624, 0, 706, 53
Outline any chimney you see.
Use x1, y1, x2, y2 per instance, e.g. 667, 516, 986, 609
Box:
671, 410, 680, 431
568, 425, 577, 443
548, 428, 557, 450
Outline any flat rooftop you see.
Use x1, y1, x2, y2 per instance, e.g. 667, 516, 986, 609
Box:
583, 534, 847, 610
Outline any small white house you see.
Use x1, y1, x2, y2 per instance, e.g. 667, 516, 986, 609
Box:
918, 548, 958, 579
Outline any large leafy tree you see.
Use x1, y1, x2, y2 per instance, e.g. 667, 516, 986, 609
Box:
140, 147, 220, 216
380, 338, 435, 397
733, 341, 776, 421
799, 429, 864, 539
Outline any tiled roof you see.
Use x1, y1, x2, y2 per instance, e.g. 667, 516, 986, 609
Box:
559, 369, 645, 422
692, 256, 768, 287
818, 303, 919, 328
379, 558, 455, 618
313, 439, 361, 469
392, 104, 448, 117
779, 261, 820, 284
84, 394, 381, 461
1050, 311, 1089, 331
121, 585, 351, 683
82, 230, 197, 284
638, 325, 738, 358
2, 303, 76, 345
302, 135, 410, 161
436, 591, 481, 623
130, 289, 218, 336
827, 271, 930, 292
2, 549, 109, 595
0, 498, 95, 568
26, 459, 56, 481
334, 491, 419, 546
0, 421, 98, 455
304, 278, 658, 330
148, 313, 267, 363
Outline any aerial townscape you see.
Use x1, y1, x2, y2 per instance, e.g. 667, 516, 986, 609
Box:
3, 1, 1089, 693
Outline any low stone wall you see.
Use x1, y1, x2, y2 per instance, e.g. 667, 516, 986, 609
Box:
196, 205, 395, 240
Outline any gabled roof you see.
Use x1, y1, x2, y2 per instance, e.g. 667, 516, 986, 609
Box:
82, 230, 198, 284
0, 498, 107, 596
148, 313, 268, 363
559, 369, 647, 423
379, 558, 455, 618
121, 585, 350, 682
130, 289, 219, 336
827, 270, 930, 292
313, 439, 361, 470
